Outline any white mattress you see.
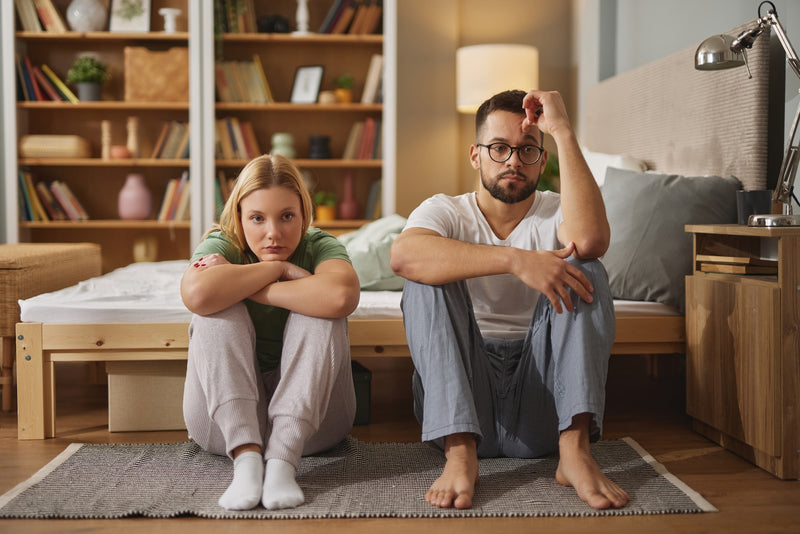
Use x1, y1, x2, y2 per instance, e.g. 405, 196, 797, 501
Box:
18, 261, 679, 324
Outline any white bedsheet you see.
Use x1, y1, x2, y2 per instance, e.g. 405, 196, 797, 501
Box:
18, 260, 679, 324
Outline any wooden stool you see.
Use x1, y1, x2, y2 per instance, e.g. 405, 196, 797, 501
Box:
0, 243, 102, 411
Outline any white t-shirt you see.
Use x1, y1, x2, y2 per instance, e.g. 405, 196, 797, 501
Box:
404, 191, 563, 339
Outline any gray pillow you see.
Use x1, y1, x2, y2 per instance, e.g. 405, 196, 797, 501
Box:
337, 214, 407, 291
600, 168, 740, 313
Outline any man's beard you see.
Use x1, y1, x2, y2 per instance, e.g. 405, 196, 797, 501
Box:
480, 169, 538, 204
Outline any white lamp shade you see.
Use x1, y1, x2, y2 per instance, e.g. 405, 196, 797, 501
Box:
457, 44, 539, 113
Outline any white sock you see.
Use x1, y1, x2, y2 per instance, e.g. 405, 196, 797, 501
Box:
218, 451, 264, 510
262, 458, 305, 510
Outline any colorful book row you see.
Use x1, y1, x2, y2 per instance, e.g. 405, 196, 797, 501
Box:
342, 117, 382, 159
151, 121, 191, 160
319, 0, 383, 35
16, 55, 79, 103
18, 171, 88, 222
156, 171, 191, 221
214, 56, 274, 104
215, 117, 262, 160
14, 0, 68, 33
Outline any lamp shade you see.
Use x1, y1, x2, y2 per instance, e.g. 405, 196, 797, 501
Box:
457, 44, 539, 113
694, 34, 745, 70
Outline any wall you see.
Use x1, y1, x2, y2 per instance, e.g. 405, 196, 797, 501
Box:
394, 0, 575, 216
575, 0, 800, 210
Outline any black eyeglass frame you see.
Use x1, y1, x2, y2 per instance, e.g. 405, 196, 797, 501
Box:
476, 142, 544, 165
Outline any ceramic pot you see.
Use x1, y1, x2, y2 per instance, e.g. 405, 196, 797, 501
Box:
315, 205, 336, 222
66, 0, 108, 32
339, 172, 359, 219
76, 82, 101, 101
118, 173, 152, 220
270, 132, 296, 158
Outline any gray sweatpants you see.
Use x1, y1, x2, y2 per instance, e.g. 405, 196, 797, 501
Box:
183, 302, 356, 468
401, 258, 615, 458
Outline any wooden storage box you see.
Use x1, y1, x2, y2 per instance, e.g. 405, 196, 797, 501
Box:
19, 135, 91, 159
1, 243, 102, 337
107, 360, 187, 432
124, 46, 189, 102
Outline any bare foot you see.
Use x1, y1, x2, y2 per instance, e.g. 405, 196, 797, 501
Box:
425, 433, 479, 509
555, 415, 630, 509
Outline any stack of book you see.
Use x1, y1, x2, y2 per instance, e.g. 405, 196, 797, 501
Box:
151, 121, 191, 159
156, 171, 191, 221
15, 56, 79, 103
14, 0, 68, 33
214, 171, 237, 220
319, 0, 383, 34
214, 0, 258, 33
214, 117, 262, 160
697, 254, 778, 275
214, 55, 274, 103
18, 171, 89, 222
342, 117, 381, 159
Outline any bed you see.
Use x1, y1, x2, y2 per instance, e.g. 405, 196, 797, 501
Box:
15, 22, 775, 439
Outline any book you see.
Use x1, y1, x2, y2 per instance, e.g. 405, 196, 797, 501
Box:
173, 181, 191, 221
226, 116, 247, 159
15, 55, 32, 101
361, 0, 383, 34
331, 0, 357, 33
239, 121, 261, 158
252, 54, 274, 103
214, 62, 234, 102
22, 171, 49, 221
695, 254, 778, 267
319, 0, 346, 33
357, 117, 377, 159
364, 179, 381, 220
215, 119, 235, 160
342, 121, 364, 159
35, 180, 67, 220
32, 0, 67, 33
150, 121, 171, 158
23, 56, 43, 101
159, 121, 187, 159
31, 65, 62, 101
699, 262, 777, 275
347, 1, 371, 35
174, 125, 191, 159
14, 0, 43, 32
157, 178, 179, 221
361, 53, 383, 104
50, 180, 88, 221
18, 172, 34, 221
40, 64, 79, 103
166, 171, 189, 220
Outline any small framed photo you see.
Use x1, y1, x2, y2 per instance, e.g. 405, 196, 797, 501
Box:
109, 0, 151, 33
290, 65, 324, 104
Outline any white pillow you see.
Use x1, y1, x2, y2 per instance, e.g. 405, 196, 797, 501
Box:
581, 146, 647, 186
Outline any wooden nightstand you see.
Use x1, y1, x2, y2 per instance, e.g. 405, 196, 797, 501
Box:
685, 224, 800, 479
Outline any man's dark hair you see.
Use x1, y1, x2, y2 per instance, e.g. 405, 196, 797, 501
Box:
475, 89, 543, 144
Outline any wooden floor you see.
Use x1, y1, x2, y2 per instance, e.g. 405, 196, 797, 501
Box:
1, 355, 798, 534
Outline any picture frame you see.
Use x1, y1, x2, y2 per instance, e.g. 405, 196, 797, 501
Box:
290, 65, 324, 104
109, 0, 151, 33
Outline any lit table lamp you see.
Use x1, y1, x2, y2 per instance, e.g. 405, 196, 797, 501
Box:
457, 44, 539, 113
694, 0, 800, 226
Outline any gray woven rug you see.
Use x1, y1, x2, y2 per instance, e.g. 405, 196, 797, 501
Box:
0, 436, 715, 519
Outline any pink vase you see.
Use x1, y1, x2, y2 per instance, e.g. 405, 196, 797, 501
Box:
118, 173, 152, 220
339, 172, 359, 220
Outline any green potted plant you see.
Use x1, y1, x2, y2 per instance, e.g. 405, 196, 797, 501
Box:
334, 73, 354, 103
66, 55, 110, 101
313, 190, 338, 221
538, 152, 559, 192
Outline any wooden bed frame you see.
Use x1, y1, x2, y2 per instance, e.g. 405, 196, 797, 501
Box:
15, 314, 685, 439
15, 23, 773, 439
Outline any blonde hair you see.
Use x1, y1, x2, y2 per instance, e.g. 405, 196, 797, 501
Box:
209, 154, 313, 258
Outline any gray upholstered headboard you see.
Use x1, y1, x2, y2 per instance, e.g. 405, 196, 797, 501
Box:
583, 23, 778, 190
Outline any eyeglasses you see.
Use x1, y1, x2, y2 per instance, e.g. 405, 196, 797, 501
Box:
477, 143, 544, 165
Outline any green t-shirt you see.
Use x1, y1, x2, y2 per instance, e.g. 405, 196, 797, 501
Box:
190, 227, 351, 371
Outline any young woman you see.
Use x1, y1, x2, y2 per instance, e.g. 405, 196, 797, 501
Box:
181, 154, 360, 511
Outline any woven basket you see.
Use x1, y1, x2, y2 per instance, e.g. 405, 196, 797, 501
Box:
0, 243, 102, 337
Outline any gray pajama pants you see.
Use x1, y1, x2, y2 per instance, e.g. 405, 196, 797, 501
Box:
401, 258, 615, 458
183, 302, 356, 468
